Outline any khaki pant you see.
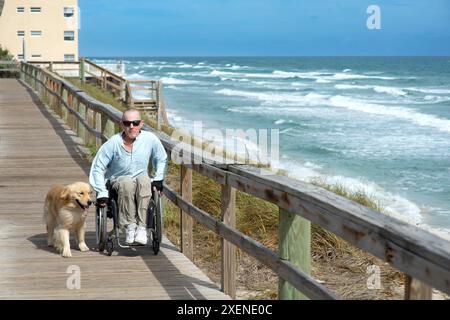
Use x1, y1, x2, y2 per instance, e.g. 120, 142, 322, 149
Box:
110, 175, 152, 228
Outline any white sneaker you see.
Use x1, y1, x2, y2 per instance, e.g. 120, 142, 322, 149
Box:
134, 226, 147, 245
125, 223, 137, 244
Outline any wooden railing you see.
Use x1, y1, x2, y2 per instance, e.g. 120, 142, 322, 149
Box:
79, 58, 168, 129
27, 58, 169, 130
19, 62, 450, 300
0, 60, 20, 78
126, 79, 158, 110
29, 61, 81, 77
80, 58, 126, 100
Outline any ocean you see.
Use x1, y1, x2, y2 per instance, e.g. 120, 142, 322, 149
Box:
92, 56, 450, 235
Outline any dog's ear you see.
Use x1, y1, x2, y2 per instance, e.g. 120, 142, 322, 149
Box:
60, 187, 71, 202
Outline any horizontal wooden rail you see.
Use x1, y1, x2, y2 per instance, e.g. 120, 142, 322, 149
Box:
19, 61, 450, 300
83, 59, 126, 82
164, 186, 339, 300
79, 58, 165, 127
21, 63, 114, 145
0, 60, 20, 75
0, 60, 18, 63
28, 61, 80, 65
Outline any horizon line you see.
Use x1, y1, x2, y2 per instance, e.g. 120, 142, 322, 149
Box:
83, 55, 450, 58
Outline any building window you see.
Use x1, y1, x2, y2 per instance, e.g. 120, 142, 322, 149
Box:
30, 31, 42, 37
64, 54, 75, 62
30, 7, 42, 13
64, 31, 75, 41
18, 54, 24, 60
17, 7, 25, 13
32, 54, 42, 59
64, 7, 75, 17
17, 31, 25, 37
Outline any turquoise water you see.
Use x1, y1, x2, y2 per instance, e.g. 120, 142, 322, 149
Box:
93, 57, 450, 233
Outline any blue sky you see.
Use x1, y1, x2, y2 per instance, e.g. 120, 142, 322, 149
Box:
78, 0, 450, 57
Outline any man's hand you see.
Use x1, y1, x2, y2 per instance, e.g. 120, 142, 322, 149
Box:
152, 180, 163, 195
96, 197, 109, 208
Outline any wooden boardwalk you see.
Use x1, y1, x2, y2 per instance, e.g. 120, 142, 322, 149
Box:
0, 79, 229, 300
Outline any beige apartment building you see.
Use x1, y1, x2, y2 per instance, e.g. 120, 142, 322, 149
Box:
0, 0, 78, 61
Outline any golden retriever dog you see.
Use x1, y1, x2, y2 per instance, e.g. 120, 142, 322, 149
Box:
44, 182, 93, 258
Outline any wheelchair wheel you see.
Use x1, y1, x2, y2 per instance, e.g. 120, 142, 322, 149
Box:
96, 206, 108, 252
152, 192, 162, 255
109, 198, 118, 230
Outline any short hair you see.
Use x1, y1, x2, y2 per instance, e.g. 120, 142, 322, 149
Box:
122, 108, 141, 120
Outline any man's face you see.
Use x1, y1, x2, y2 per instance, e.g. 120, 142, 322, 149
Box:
121, 110, 143, 141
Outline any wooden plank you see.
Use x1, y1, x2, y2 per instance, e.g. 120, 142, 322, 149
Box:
221, 185, 236, 299
127, 80, 158, 84
278, 208, 311, 300
180, 166, 194, 261
77, 102, 86, 144
0, 78, 228, 300
86, 108, 95, 145
157, 81, 162, 130
404, 276, 433, 300
128, 85, 155, 91
61, 85, 68, 122
95, 112, 102, 149
79, 58, 85, 83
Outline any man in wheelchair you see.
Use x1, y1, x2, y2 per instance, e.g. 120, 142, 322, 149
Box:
89, 108, 167, 245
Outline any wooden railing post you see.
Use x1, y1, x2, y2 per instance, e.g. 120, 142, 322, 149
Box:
404, 275, 433, 300
86, 108, 95, 145
36, 68, 41, 97
102, 117, 115, 139
221, 185, 236, 299
67, 94, 73, 131
52, 81, 57, 111
157, 81, 162, 131
33, 68, 37, 90
180, 166, 193, 261
79, 58, 85, 83
120, 81, 126, 103
77, 102, 86, 143
278, 208, 311, 300
62, 87, 69, 122
95, 112, 102, 148
102, 71, 106, 90
72, 97, 79, 133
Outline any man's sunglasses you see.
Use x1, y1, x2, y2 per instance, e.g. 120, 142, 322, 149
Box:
122, 120, 142, 127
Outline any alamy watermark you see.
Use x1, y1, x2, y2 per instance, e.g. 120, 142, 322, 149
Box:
66, 265, 81, 290
366, 265, 381, 290
170, 121, 280, 171
367, 5, 382, 30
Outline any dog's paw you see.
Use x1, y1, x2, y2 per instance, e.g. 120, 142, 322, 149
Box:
47, 242, 54, 247
79, 243, 90, 252
61, 249, 72, 258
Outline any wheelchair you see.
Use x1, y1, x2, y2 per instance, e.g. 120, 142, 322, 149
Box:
95, 180, 163, 256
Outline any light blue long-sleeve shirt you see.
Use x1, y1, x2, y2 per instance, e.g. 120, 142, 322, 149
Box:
89, 130, 167, 198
